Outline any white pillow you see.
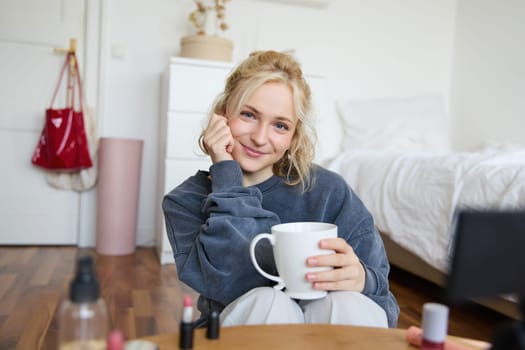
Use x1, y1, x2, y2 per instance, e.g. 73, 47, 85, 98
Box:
336, 95, 450, 152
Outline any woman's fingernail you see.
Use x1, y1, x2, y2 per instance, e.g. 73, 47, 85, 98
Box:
307, 257, 317, 266
306, 273, 316, 281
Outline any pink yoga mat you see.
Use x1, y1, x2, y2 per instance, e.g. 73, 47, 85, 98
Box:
96, 137, 143, 255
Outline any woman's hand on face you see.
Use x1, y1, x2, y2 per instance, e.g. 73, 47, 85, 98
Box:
305, 238, 366, 292
203, 113, 235, 163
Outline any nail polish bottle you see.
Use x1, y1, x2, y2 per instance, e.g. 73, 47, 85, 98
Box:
421, 303, 449, 350
107, 329, 124, 350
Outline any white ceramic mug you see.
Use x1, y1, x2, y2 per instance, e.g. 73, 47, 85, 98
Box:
249, 222, 337, 300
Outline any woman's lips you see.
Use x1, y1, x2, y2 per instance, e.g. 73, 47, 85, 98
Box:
242, 144, 266, 157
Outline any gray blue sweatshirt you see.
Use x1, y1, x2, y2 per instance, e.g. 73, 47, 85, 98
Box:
163, 160, 399, 327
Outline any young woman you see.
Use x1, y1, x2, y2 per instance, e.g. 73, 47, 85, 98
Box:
163, 51, 399, 328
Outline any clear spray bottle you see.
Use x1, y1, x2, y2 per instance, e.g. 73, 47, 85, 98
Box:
57, 255, 109, 350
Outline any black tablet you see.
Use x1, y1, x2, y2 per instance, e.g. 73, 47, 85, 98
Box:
447, 210, 525, 302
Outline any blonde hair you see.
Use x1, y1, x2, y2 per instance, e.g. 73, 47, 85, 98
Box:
200, 50, 317, 190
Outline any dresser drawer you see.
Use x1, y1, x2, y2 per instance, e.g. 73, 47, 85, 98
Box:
164, 158, 211, 192
159, 58, 235, 265
168, 63, 232, 113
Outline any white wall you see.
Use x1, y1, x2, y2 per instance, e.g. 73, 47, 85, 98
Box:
94, 0, 457, 247
230, 0, 457, 160
449, 0, 525, 150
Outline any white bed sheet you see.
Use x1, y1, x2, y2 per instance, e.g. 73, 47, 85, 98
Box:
326, 145, 525, 273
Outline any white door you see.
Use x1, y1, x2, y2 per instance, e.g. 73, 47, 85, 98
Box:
0, 0, 86, 244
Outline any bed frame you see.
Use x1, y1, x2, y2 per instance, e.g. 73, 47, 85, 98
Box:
380, 232, 520, 319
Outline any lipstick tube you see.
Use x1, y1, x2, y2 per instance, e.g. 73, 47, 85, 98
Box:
179, 295, 194, 349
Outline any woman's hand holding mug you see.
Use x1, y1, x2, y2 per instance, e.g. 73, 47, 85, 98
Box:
305, 237, 366, 293
250, 222, 337, 300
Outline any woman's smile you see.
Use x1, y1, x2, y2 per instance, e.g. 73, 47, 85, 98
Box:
241, 143, 267, 158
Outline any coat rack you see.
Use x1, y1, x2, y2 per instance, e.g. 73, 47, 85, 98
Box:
53, 38, 79, 105
54, 38, 77, 76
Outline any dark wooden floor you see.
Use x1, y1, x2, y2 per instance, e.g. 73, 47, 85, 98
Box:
0, 246, 515, 349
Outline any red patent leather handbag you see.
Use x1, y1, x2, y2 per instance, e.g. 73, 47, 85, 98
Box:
31, 52, 93, 170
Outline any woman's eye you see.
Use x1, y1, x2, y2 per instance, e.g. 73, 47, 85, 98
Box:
275, 122, 290, 131
240, 111, 255, 119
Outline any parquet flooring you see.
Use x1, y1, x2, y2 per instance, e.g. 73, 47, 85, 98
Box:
0, 246, 515, 349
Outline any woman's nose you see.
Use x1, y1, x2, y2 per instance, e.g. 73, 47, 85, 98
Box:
251, 125, 268, 145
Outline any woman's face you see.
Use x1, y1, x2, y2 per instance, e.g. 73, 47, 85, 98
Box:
228, 82, 297, 186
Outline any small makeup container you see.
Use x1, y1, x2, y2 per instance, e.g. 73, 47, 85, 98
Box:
206, 310, 220, 340
125, 340, 159, 350
179, 295, 194, 349
107, 329, 124, 350
421, 303, 449, 350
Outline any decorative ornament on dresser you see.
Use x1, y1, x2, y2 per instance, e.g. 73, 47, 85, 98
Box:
180, 0, 233, 62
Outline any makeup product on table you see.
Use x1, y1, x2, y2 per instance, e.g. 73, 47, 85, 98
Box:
107, 329, 124, 350
179, 295, 194, 349
57, 255, 109, 350
421, 303, 449, 350
206, 310, 220, 339
406, 326, 491, 350
125, 340, 159, 350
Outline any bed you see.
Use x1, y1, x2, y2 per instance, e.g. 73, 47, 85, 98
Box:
317, 95, 525, 319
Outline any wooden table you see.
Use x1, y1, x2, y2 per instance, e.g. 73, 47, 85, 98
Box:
139, 324, 489, 350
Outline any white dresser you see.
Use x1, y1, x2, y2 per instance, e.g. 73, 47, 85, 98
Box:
156, 56, 332, 264
156, 57, 235, 264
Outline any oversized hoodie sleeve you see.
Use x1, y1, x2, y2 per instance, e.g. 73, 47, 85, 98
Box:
162, 160, 281, 306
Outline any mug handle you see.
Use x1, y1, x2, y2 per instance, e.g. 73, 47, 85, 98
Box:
249, 233, 285, 290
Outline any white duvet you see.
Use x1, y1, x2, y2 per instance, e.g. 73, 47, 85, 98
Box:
326, 145, 525, 273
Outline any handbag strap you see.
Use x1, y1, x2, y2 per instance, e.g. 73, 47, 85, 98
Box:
72, 53, 85, 111
49, 52, 85, 111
